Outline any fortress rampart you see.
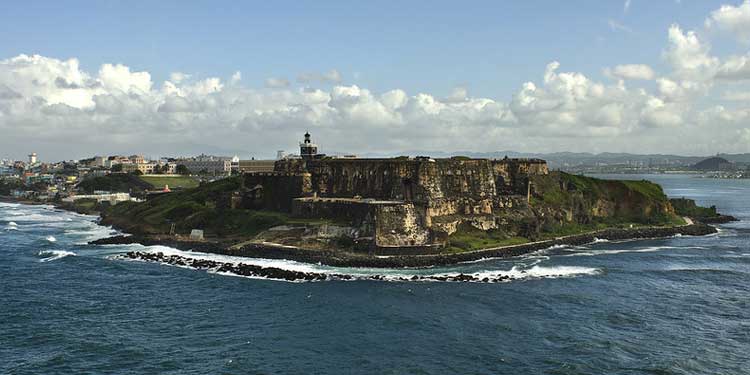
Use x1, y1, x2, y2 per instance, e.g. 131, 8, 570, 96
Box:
240, 134, 549, 249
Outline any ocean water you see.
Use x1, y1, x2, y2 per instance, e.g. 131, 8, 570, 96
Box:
1, 174, 749, 374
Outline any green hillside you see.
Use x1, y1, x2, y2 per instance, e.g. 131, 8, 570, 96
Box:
101, 176, 312, 238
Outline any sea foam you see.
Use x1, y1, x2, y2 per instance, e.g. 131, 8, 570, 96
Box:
38, 250, 76, 262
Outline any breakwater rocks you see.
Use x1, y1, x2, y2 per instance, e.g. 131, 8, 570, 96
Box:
119, 251, 516, 283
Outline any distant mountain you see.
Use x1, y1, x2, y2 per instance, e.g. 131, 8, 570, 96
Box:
358, 150, 706, 169
350, 150, 750, 171
691, 157, 733, 171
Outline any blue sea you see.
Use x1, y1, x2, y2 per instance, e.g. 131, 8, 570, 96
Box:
2, 174, 749, 374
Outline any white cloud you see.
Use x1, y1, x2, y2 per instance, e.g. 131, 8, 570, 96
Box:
605, 64, 655, 80
98, 63, 152, 95
8, 2, 750, 161
722, 89, 750, 101
716, 53, 750, 80
265, 77, 290, 88
230, 71, 242, 84
608, 19, 633, 33
706, 0, 750, 43
624, 0, 632, 13
297, 69, 342, 84
169, 72, 190, 83
663, 24, 718, 80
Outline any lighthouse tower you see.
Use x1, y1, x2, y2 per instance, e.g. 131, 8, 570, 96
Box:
299, 132, 319, 160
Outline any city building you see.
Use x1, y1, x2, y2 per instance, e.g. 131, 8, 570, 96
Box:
175, 154, 233, 175
129, 155, 145, 164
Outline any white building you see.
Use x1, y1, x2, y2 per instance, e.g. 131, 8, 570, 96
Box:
175, 154, 233, 175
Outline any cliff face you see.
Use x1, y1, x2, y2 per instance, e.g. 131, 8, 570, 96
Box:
529, 172, 677, 232
240, 158, 686, 250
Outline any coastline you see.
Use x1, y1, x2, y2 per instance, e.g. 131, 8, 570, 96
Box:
2, 197, 727, 269
92, 222, 719, 268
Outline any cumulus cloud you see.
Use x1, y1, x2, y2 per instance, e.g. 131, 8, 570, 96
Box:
6, 2, 750, 160
716, 53, 750, 80
297, 69, 342, 84
706, 0, 750, 43
663, 24, 718, 80
722, 89, 750, 100
169, 72, 190, 83
605, 64, 655, 80
265, 77, 290, 88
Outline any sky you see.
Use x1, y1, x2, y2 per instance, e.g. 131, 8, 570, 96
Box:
1, 1, 750, 161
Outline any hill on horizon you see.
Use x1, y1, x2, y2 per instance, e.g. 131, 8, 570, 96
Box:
691, 157, 733, 171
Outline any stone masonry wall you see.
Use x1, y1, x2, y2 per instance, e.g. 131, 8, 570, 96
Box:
243, 172, 311, 212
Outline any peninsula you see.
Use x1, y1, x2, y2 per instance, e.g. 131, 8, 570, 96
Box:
87, 133, 732, 270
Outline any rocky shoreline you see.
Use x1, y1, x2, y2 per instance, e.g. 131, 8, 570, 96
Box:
119, 251, 517, 283
93, 222, 719, 268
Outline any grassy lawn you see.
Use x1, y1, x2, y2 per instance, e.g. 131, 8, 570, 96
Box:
139, 175, 199, 189
444, 225, 530, 253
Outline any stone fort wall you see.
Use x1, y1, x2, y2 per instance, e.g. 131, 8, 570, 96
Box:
242, 157, 548, 248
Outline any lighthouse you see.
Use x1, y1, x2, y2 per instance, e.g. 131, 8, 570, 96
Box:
299, 132, 319, 160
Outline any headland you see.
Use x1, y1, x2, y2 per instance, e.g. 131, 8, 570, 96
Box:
81, 133, 734, 269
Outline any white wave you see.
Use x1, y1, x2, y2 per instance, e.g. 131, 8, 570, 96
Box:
592, 237, 609, 243
46, 236, 57, 242
119, 245, 601, 283
65, 223, 119, 243
564, 245, 706, 257
141, 245, 326, 273
38, 250, 76, 262
431, 265, 601, 281
8, 221, 17, 226
1, 213, 64, 222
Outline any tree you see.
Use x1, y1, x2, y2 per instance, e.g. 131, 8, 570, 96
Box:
176, 165, 190, 175
111, 164, 123, 172
131, 169, 143, 176
152, 164, 162, 174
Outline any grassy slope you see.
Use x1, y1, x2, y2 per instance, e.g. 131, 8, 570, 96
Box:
103, 176, 324, 239
78, 173, 154, 193
138, 175, 199, 189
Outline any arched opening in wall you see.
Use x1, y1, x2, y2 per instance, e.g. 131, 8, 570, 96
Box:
402, 178, 414, 201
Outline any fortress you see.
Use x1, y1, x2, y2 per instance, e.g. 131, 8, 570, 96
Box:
240, 133, 549, 252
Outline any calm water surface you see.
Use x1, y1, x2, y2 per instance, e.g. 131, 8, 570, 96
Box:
1, 174, 749, 374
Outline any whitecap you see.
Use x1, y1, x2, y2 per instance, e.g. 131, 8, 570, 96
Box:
118, 245, 602, 283
563, 245, 706, 257
432, 265, 601, 281
46, 236, 57, 243
38, 250, 76, 262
